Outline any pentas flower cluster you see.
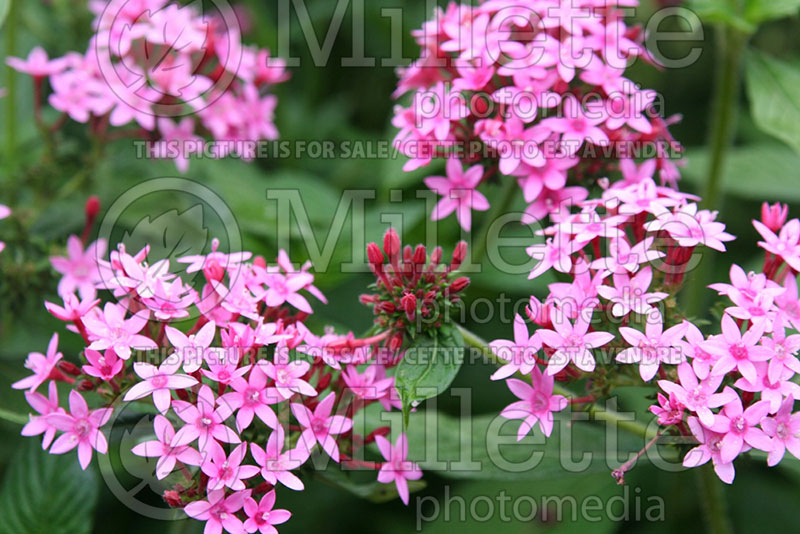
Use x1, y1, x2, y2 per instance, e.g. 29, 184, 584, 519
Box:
394, 0, 683, 230
490, 195, 800, 485
6, 0, 288, 172
14, 215, 440, 533
360, 228, 470, 351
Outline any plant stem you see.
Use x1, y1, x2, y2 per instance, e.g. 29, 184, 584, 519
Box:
456, 324, 656, 440
697, 463, 733, 534
4, 0, 17, 165
472, 176, 517, 264
0, 406, 28, 426
685, 25, 747, 318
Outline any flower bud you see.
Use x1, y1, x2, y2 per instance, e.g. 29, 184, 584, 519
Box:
203, 259, 225, 283
367, 242, 384, 266
58, 361, 82, 376
85, 196, 101, 221
389, 332, 404, 351
450, 241, 467, 270
761, 202, 789, 233
383, 228, 400, 258
163, 491, 183, 508
450, 276, 470, 293
413, 244, 427, 265
253, 255, 267, 269
401, 292, 417, 321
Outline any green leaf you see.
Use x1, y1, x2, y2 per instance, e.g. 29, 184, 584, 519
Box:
0, 440, 99, 534
687, 0, 756, 33
312, 457, 427, 503
744, 50, 800, 156
682, 144, 800, 201
744, 0, 800, 25
0, 0, 10, 30
394, 326, 465, 426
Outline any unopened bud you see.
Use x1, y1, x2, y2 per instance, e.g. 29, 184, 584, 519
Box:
383, 228, 401, 258
450, 241, 467, 270
450, 277, 470, 293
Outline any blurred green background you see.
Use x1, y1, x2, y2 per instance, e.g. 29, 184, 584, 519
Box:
1, 0, 800, 533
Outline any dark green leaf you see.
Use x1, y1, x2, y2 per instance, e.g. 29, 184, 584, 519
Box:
394, 326, 465, 426
744, 0, 800, 25
0, 0, 10, 30
687, 0, 756, 33
745, 50, 800, 155
0, 440, 99, 534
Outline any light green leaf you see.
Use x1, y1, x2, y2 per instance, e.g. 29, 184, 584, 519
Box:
744, 50, 800, 156
687, 0, 756, 33
0, 440, 99, 534
683, 144, 800, 201
394, 326, 465, 426
744, 0, 800, 25
0, 0, 10, 30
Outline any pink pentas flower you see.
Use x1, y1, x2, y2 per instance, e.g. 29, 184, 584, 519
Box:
83, 303, 157, 359
243, 490, 292, 534
341, 363, 394, 400
6, 46, 67, 77
21, 381, 64, 450
45, 293, 99, 322
12, 333, 63, 392
761, 397, 800, 466
82, 348, 124, 381
541, 95, 609, 155
650, 391, 685, 426
753, 218, 800, 271
413, 81, 468, 141
184, 489, 251, 534
153, 117, 203, 172
733, 362, 800, 414
701, 314, 772, 384
596, 266, 668, 318
762, 315, 800, 383
166, 321, 217, 373
680, 321, 719, 380
375, 433, 423, 506
172, 385, 241, 452
123, 357, 199, 414
658, 362, 737, 427
46, 390, 112, 470
260, 355, 316, 400
250, 426, 309, 491
424, 158, 489, 231
203, 349, 251, 386
616, 313, 688, 381
683, 416, 736, 484
646, 203, 735, 252
202, 442, 260, 491
500, 366, 568, 438
707, 396, 772, 464
489, 314, 541, 380
50, 236, 106, 300
527, 232, 578, 279
589, 236, 663, 274
131, 415, 203, 480
538, 310, 614, 374
219, 365, 280, 433
291, 392, 353, 463
262, 272, 314, 313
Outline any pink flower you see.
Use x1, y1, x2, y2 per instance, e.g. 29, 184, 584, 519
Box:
219, 366, 280, 433
203, 349, 251, 386
489, 314, 541, 380
526, 232, 578, 279
262, 272, 314, 313
658, 362, 737, 426
424, 158, 489, 231
82, 348, 124, 381
123, 357, 199, 414
172, 385, 241, 452
45, 293, 99, 322
597, 267, 668, 317
250, 426, 309, 491
499, 366, 568, 438
734, 362, 800, 413
680, 321, 719, 380
650, 392, 685, 426
50, 236, 106, 300
21, 381, 64, 449
589, 236, 663, 274
682, 416, 736, 484
541, 96, 609, 155
83, 303, 157, 359
291, 393, 353, 463
184, 489, 250, 534
413, 81, 468, 141
762, 316, 800, 383
375, 433, 423, 505
46, 391, 112, 470
12, 333, 62, 392
702, 314, 772, 384
707, 396, 772, 464
202, 442, 260, 491
6, 46, 66, 77
260, 357, 316, 400
243, 491, 291, 534
166, 321, 217, 373
753, 218, 800, 271
616, 313, 688, 381
131, 415, 203, 480
341, 363, 394, 400
761, 397, 800, 466
538, 310, 614, 374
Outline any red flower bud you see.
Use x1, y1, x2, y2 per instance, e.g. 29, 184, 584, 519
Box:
450, 241, 467, 270
413, 245, 427, 265
761, 202, 789, 233
367, 242, 384, 266
389, 332, 404, 351
450, 276, 470, 293
163, 491, 183, 508
383, 228, 400, 258
58, 361, 82, 376
253, 255, 267, 269
401, 292, 417, 321
203, 259, 225, 283
317, 372, 332, 391
429, 246, 443, 266
85, 196, 101, 221
77, 380, 95, 391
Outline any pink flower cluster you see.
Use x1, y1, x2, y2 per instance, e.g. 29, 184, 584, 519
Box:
6, 0, 289, 172
15, 229, 424, 533
394, 0, 683, 230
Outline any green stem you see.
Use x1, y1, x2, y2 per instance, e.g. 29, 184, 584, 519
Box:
0, 406, 28, 426
685, 25, 747, 318
4, 0, 17, 165
697, 463, 733, 534
456, 324, 656, 440
472, 176, 517, 264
